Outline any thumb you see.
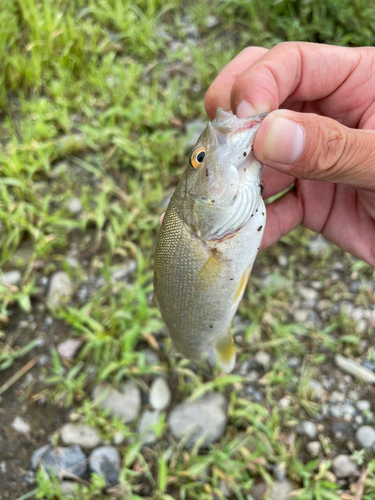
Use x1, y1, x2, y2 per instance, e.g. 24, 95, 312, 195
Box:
253, 110, 375, 189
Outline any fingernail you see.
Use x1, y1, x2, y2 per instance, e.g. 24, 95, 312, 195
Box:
236, 101, 256, 119
263, 116, 305, 164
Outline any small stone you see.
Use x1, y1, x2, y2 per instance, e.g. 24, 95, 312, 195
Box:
331, 421, 349, 437
277, 255, 288, 267
355, 415, 364, 425
254, 351, 271, 367
111, 261, 137, 282
294, 309, 309, 322
42, 446, 87, 479
168, 392, 227, 448
206, 15, 218, 28
308, 235, 330, 253
268, 479, 296, 500
357, 400, 371, 412
330, 391, 345, 403
11, 416, 30, 435
334, 354, 375, 383
149, 378, 171, 411
113, 432, 125, 446
1, 270, 21, 286
332, 455, 358, 478
30, 444, 51, 470
61, 423, 101, 449
308, 379, 324, 400
47, 271, 73, 310
67, 197, 82, 214
342, 404, 356, 417
60, 481, 79, 495
296, 421, 317, 439
348, 390, 359, 402
279, 396, 291, 409
89, 445, 120, 487
306, 441, 321, 456
92, 381, 141, 422
57, 339, 82, 359
298, 286, 318, 303
138, 410, 161, 445
273, 462, 286, 481
356, 426, 375, 448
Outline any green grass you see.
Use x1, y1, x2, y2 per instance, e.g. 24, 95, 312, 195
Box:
2, 1, 375, 499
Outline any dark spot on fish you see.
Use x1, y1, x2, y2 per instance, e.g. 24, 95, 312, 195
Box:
244, 168, 247, 171
243, 152, 247, 157
262, 212, 265, 216
205, 169, 209, 178
211, 200, 215, 203
251, 214, 253, 217
259, 182, 264, 196
256, 209, 258, 212
210, 325, 213, 328
257, 247, 260, 250
251, 146, 254, 151
230, 278, 233, 280
257, 226, 262, 231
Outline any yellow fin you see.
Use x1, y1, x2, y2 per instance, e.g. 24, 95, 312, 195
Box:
200, 250, 222, 280
233, 265, 252, 305
214, 329, 236, 373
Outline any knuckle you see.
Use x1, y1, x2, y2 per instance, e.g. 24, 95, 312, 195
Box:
308, 121, 348, 178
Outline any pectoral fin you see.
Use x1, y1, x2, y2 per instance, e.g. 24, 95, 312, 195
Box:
214, 329, 236, 373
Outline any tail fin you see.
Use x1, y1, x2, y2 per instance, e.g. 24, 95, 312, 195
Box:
214, 328, 236, 373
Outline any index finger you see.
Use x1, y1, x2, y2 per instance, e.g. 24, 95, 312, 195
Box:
231, 42, 363, 117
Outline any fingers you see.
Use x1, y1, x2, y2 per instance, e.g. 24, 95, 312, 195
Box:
262, 166, 294, 200
231, 42, 363, 118
204, 47, 268, 119
254, 110, 375, 190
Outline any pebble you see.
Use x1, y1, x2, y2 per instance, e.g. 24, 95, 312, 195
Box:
149, 378, 171, 411
67, 197, 82, 214
334, 354, 375, 383
356, 426, 375, 448
113, 432, 125, 446
306, 441, 321, 456
332, 455, 358, 478
168, 392, 227, 448
89, 445, 120, 487
254, 351, 270, 367
111, 261, 137, 282
60, 481, 79, 495
298, 286, 318, 303
357, 400, 371, 412
92, 381, 141, 422
30, 444, 51, 470
296, 421, 317, 439
308, 235, 330, 253
308, 379, 324, 400
294, 309, 309, 322
1, 270, 21, 286
42, 445, 87, 479
348, 390, 359, 402
11, 416, 30, 435
329, 391, 345, 403
57, 339, 82, 359
61, 423, 101, 449
273, 462, 286, 481
277, 254, 288, 267
138, 410, 161, 445
269, 479, 296, 500
47, 271, 73, 310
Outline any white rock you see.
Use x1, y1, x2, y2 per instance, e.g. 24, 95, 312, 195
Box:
277, 255, 288, 267
334, 354, 375, 383
329, 391, 345, 403
67, 197, 82, 214
60, 423, 101, 449
57, 339, 82, 359
294, 309, 309, 322
296, 421, 317, 439
269, 479, 296, 500
255, 351, 271, 367
306, 441, 321, 456
138, 410, 161, 445
357, 400, 371, 412
149, 378, 171, 411
92, 381, 141, 422
332, 455, 357, 478
1, 270, 21, 286
12, 417, 30, 435
356, 426, 375, 448
47, 271, 73, 310
113, 432, 125, 446
298, 286, 318, 303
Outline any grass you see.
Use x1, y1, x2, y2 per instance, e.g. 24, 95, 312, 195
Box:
2, 0, 375, 499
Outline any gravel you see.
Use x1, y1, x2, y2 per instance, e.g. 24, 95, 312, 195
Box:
42, 445, 87, 479
334, 354, 375, 383
89, 445, 120, 487
138, 410, 161, 445
1, 270, 21, 286
11, 417, 30, 435
357, 400, 371, 412
355, 426, 375, 448
30, 444, 51, 470
306, 441, 321, 456
296, 421, 317, 439
47, 271, 73, 310
60, 423, 102, 449
332, 455, 358, 478
57, 339, 82, 359
149, 378, 172, 411
92, 381, 141, 422
269, 479, 296, 500
168, 392, 227, 448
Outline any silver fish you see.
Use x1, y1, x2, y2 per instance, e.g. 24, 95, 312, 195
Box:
154, 108, 266, 372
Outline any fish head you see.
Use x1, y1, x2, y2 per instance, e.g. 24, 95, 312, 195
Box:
178, 108, 266, 240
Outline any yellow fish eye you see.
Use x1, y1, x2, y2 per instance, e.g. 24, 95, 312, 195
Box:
190, 147, 206, 169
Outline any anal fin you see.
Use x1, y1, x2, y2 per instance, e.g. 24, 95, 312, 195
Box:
214, 329, 236, 373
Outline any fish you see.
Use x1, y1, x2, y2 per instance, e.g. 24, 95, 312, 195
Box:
153, 108, 266, 373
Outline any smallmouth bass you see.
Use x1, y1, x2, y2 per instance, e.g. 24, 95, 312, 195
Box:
154, 108, 266, 372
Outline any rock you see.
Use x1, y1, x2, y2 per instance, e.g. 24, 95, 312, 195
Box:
273, 462, 286, 481
268, 479, 296, 499
30, 444, 51, 470
206, 15, 218, 28
89, 445, 120, 487
331, 421, 349, 437
357, 400, 371, 412
254, 351, 270, 367
92, 381, 141, 422
308, 235, 330, 253
111, 261, 137, 282
294, 309, 309, 322
149, 378, 171, 411
57, 339, 82, 359
355, 426, 375, 448
332, 455, 358, 478
329, 391, 345, 403
168, 392, 227, 448
60, 481, 79, 495
277, 255, 288, 267
47, 271, 73, 310
113, 432, 125, 446
1, 270, 21, 286
11, 416, 30, 435
296, 421, 317, 439
42, 446, 87, 479
138, 410, 161, 445
61, 423, 101, 449
306, 441, 321, 456
348, 390, 359, 402
298, 286, 318, 303
334, 354, 375, 383
67, 197, 82, 214
308, 379, 324, 400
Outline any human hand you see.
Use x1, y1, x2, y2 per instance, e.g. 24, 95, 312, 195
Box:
204, 42, 375, 266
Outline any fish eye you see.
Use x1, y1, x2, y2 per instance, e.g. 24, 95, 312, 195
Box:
190, 147, 206, 169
